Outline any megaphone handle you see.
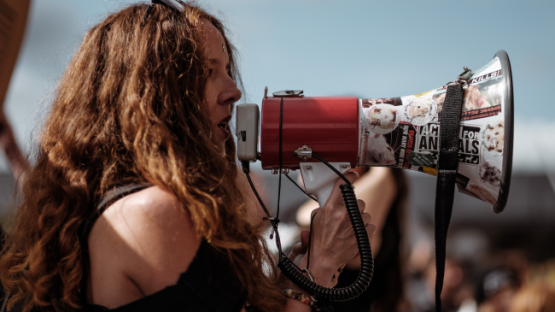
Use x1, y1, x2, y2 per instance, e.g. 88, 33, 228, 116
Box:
299, 162, 352, 206
314, 183, 334, 208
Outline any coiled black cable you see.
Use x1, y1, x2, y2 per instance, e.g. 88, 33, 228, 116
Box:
277, 182, 374, 302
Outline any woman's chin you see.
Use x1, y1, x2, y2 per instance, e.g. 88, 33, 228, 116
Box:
217, 141, 227, 156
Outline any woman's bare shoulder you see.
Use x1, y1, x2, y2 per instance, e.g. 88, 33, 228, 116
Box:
95, 186, 198, 241
89, 185, 202, 301
106, 186, 189, 226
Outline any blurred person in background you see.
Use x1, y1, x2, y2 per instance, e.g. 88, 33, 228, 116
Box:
476, 268, 520, 312
507, 258, 555, 312
415, 257, 477, 312
509, 283, 555, 312
475, 250, 534, 312
296, 167, 410, 312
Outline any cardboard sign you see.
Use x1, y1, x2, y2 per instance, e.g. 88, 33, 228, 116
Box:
0, 0, 31, 108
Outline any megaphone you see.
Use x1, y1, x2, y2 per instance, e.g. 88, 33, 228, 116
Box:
237, 50, 513, 213
236, 51, 513, 306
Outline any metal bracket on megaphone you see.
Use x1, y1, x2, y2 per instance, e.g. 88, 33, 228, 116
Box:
445, 66, 472, 87
272, 90, 304, 97
458, 66, 473, 82
293, 145, 312, 161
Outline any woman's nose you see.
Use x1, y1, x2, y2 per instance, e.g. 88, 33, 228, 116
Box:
218, 76, 242, 106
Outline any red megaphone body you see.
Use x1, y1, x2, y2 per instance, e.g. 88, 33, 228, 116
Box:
260, 96, 359, 170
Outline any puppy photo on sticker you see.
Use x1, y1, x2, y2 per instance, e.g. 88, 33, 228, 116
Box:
462, 77, 503, 112
432, 92, 446, 114
362, 130, 397, 166
478, 161, 502, 187
362, 103, 400, 135
403, 97, 437, 126
481, 120, 504, 154
463, 85, 491, 112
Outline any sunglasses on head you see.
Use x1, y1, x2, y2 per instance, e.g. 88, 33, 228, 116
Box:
144, 0, 184, 21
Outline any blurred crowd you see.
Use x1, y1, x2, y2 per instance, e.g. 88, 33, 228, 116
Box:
407, 244, 555, 312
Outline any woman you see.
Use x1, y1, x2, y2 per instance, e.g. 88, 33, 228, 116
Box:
0, 2, 374, 312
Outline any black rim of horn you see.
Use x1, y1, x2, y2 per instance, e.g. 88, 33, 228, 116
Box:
493, 50, 513, 213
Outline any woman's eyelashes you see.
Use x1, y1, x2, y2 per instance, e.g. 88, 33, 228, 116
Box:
208, 65, 231, 78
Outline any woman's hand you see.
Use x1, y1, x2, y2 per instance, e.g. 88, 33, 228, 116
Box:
296, 172, 376, 287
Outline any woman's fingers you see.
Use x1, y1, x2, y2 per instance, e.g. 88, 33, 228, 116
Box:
288, 234, 310, 266
288, 242, 303, 261
362, 212, 372, 226
357, 199, 366, 213
361, 212, 376, 237
366, 222, 377, 237
287, 230, 314, 267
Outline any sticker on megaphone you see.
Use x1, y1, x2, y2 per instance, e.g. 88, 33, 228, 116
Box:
359, 100, 401, 134
357, 55, 511, 209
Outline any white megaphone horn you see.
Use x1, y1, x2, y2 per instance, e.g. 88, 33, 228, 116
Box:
236, 50, 513, 213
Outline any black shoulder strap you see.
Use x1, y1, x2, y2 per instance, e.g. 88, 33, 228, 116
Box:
434, 84, 464, 312
95, 183, 152, 214
80, 183, 152, 243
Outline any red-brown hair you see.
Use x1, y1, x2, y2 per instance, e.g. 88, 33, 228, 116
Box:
0, 3, 285, 311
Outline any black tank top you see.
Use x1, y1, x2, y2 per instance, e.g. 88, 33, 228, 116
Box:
82, 184, 248, 312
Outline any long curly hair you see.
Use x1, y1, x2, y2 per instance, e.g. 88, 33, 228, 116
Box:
0, 3, 286, 311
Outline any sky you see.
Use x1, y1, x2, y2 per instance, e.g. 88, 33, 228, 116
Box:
2, 0, 555, 173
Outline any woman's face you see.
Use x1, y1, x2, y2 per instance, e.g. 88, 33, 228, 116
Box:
201, 20, 242, 153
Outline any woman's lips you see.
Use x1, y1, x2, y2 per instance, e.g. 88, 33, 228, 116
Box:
217, 115, 231, 140
217, 124, 230, 140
